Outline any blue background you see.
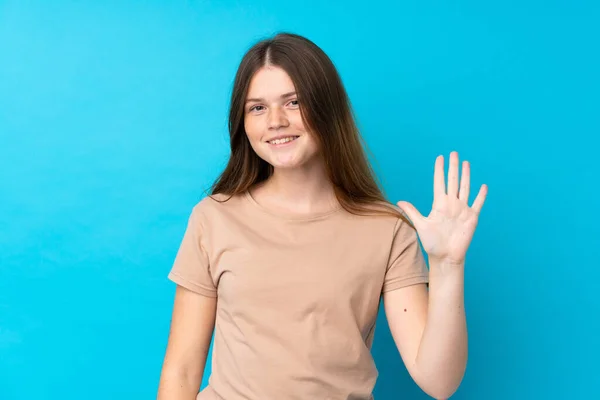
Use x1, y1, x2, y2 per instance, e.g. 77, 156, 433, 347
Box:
1, 1, 598, 399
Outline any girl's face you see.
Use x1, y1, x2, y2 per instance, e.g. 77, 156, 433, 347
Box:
243, 66, 321, 171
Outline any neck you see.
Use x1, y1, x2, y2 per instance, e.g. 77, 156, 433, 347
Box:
253, 159, 338, 214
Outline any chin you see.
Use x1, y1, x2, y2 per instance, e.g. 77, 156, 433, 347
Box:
268, 159, 306, 170
268, 153, 322, 171
253, 143, 321, 171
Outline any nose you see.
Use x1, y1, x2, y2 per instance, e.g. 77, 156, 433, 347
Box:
268, 106, 289, 130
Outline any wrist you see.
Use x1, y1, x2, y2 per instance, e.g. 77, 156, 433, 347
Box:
428, 257, 465, 280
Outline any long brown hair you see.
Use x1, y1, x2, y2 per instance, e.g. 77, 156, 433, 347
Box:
210, 32, 410, 224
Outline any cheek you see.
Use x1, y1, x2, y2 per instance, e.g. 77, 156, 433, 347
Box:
307, 137, 321, 153
293, 119, 318, 149
290, 114, 308, 132
244, 119, 261, 142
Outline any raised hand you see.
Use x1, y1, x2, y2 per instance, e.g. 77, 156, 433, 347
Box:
397, 151, 488, 266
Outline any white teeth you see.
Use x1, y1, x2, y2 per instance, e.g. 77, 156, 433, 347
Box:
269, 136, 297, 145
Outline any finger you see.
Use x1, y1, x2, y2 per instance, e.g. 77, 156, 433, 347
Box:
447, 151, 460, 198
396, 201, 425, 226
471, 184, 488, 214
459, 160, 470, 202
433, 155, 445, 201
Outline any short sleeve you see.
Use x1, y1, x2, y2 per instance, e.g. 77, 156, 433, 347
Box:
382, 217, 429, 293
167, 206, 218, 297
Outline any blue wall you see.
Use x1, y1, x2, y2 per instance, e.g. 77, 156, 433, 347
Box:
1, 1, 598, 399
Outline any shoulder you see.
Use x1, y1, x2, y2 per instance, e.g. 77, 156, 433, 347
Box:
190, 191, 248, 222
351, 202, 421, 259
354, 200, 411, 226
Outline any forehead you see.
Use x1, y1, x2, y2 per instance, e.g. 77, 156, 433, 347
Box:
247, 66, 296, 97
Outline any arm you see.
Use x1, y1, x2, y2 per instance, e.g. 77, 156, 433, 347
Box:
383, 260, 467, 399
390, 151, 487, 398
157, 285, 217, 400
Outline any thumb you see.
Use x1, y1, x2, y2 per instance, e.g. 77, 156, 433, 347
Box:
396, 201, 424, 225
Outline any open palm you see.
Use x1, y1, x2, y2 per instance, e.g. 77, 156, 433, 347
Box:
397, 152, 488, 265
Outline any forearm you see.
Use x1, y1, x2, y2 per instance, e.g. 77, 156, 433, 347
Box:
157, 366, 203, 400
415, 259, 468, 399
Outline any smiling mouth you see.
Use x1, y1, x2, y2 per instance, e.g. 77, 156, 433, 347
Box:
267, 136, 300, 145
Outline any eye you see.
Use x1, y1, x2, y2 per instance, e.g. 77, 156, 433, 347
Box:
249, 105, 265, 112
288, 99, 299, 107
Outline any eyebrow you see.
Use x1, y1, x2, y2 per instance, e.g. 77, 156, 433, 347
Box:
245, 91, 297, 104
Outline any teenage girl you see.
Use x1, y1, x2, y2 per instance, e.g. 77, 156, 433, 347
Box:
157, 32, 488, 400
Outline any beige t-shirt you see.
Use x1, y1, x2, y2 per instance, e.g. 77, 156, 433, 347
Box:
168, 191, 429, 400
